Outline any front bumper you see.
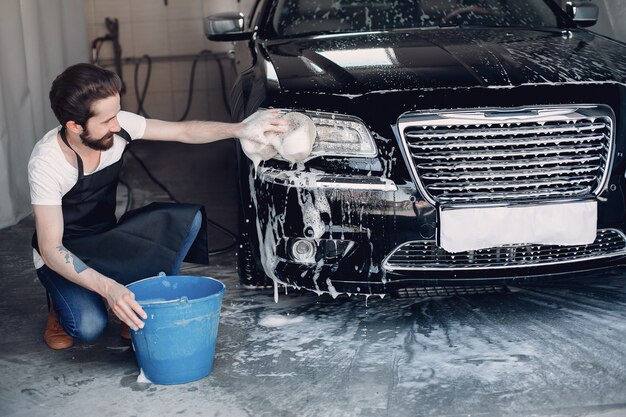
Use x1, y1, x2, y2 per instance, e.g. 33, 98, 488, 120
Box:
249, 166, 626, 295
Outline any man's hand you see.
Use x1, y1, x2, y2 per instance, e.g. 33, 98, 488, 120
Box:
104, 280, 147, 331
237, 109, 291, 145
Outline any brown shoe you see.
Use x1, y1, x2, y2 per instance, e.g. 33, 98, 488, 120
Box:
120, 323, 131, 341
44, 309, 73, 350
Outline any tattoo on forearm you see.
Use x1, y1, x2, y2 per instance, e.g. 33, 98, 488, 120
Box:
56, 245, 89, 274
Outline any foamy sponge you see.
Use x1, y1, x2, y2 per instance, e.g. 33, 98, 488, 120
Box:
240, 137, 278, 170
274, 112, 317, 163
240, 112, 316, 169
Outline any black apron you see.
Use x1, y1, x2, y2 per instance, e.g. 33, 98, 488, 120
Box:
32, 127, 208, 285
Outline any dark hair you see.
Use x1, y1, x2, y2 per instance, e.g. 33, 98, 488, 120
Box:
49, 63, 121, 128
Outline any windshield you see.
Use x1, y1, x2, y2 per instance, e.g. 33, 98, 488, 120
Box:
270, 0, 561, 36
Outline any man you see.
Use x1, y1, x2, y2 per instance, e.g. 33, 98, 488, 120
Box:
29, 63, 286, 349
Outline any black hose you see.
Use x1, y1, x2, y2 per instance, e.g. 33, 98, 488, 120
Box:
106, 18, 126, 95
178, 50, 208, 121
91, 36, 108, 64
133, 49, 231, 121
134, 54, 153, 119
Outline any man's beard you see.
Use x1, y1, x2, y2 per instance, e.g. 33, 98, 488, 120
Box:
80, 129, 115, 151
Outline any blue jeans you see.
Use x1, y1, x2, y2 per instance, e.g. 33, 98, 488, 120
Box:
37, 210, 203, 341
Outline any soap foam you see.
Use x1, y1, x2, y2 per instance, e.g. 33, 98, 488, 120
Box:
259, 314, 305, 328
275, 112, 316, 163
137, 368, 152, 384
240, 112, 316, 169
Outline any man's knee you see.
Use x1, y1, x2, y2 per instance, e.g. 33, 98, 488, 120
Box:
71, 309, 108, 342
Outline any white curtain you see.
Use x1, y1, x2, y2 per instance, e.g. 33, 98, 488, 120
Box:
0, 0, 88, 229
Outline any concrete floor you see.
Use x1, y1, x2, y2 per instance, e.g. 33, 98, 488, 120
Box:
1, 141, 626, 417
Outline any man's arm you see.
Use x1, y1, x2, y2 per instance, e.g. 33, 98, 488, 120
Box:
33, 205, 147, 330
141, 109, 289, 144
142, 119, 241, 144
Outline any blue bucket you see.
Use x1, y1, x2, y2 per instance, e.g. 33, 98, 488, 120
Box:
126, 273, 225, 385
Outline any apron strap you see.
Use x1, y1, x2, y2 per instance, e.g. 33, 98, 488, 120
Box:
60, 127, 85, 179
116, 128, 132, 143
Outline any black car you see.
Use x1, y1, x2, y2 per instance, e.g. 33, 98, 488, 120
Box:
205, 0, 626, 297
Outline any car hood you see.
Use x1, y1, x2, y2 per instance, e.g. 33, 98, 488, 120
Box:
264, 29, 626, 95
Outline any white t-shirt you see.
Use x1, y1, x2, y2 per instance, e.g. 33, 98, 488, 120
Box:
29, 110, 147, 268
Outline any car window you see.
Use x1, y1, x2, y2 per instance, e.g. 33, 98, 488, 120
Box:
271, 0, 560, 36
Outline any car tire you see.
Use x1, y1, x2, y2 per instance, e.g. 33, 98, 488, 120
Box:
237, 228, 273, 288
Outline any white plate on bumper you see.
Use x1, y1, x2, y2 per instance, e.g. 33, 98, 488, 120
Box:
439, 200, 597, 253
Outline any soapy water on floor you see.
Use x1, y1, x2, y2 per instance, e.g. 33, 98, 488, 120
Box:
258, 314, 305, 327
212, 270, 626, 416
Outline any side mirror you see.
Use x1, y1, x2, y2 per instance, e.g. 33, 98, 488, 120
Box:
566, 2, 599, 27
204, 12, 253, 41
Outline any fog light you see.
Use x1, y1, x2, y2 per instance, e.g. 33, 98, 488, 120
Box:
291, 239, 316, 262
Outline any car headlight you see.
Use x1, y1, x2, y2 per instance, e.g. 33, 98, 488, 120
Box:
277, 110, 377, 159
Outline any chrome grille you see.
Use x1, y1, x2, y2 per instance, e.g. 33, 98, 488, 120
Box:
397, 105, 614, 205
383, 229, 626, 272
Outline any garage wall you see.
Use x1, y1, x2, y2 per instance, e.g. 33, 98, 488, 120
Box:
84, 0, 255, 123
590, 0, 626, 43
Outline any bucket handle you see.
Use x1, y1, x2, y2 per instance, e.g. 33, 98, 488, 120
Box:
159, 272, 189, 304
